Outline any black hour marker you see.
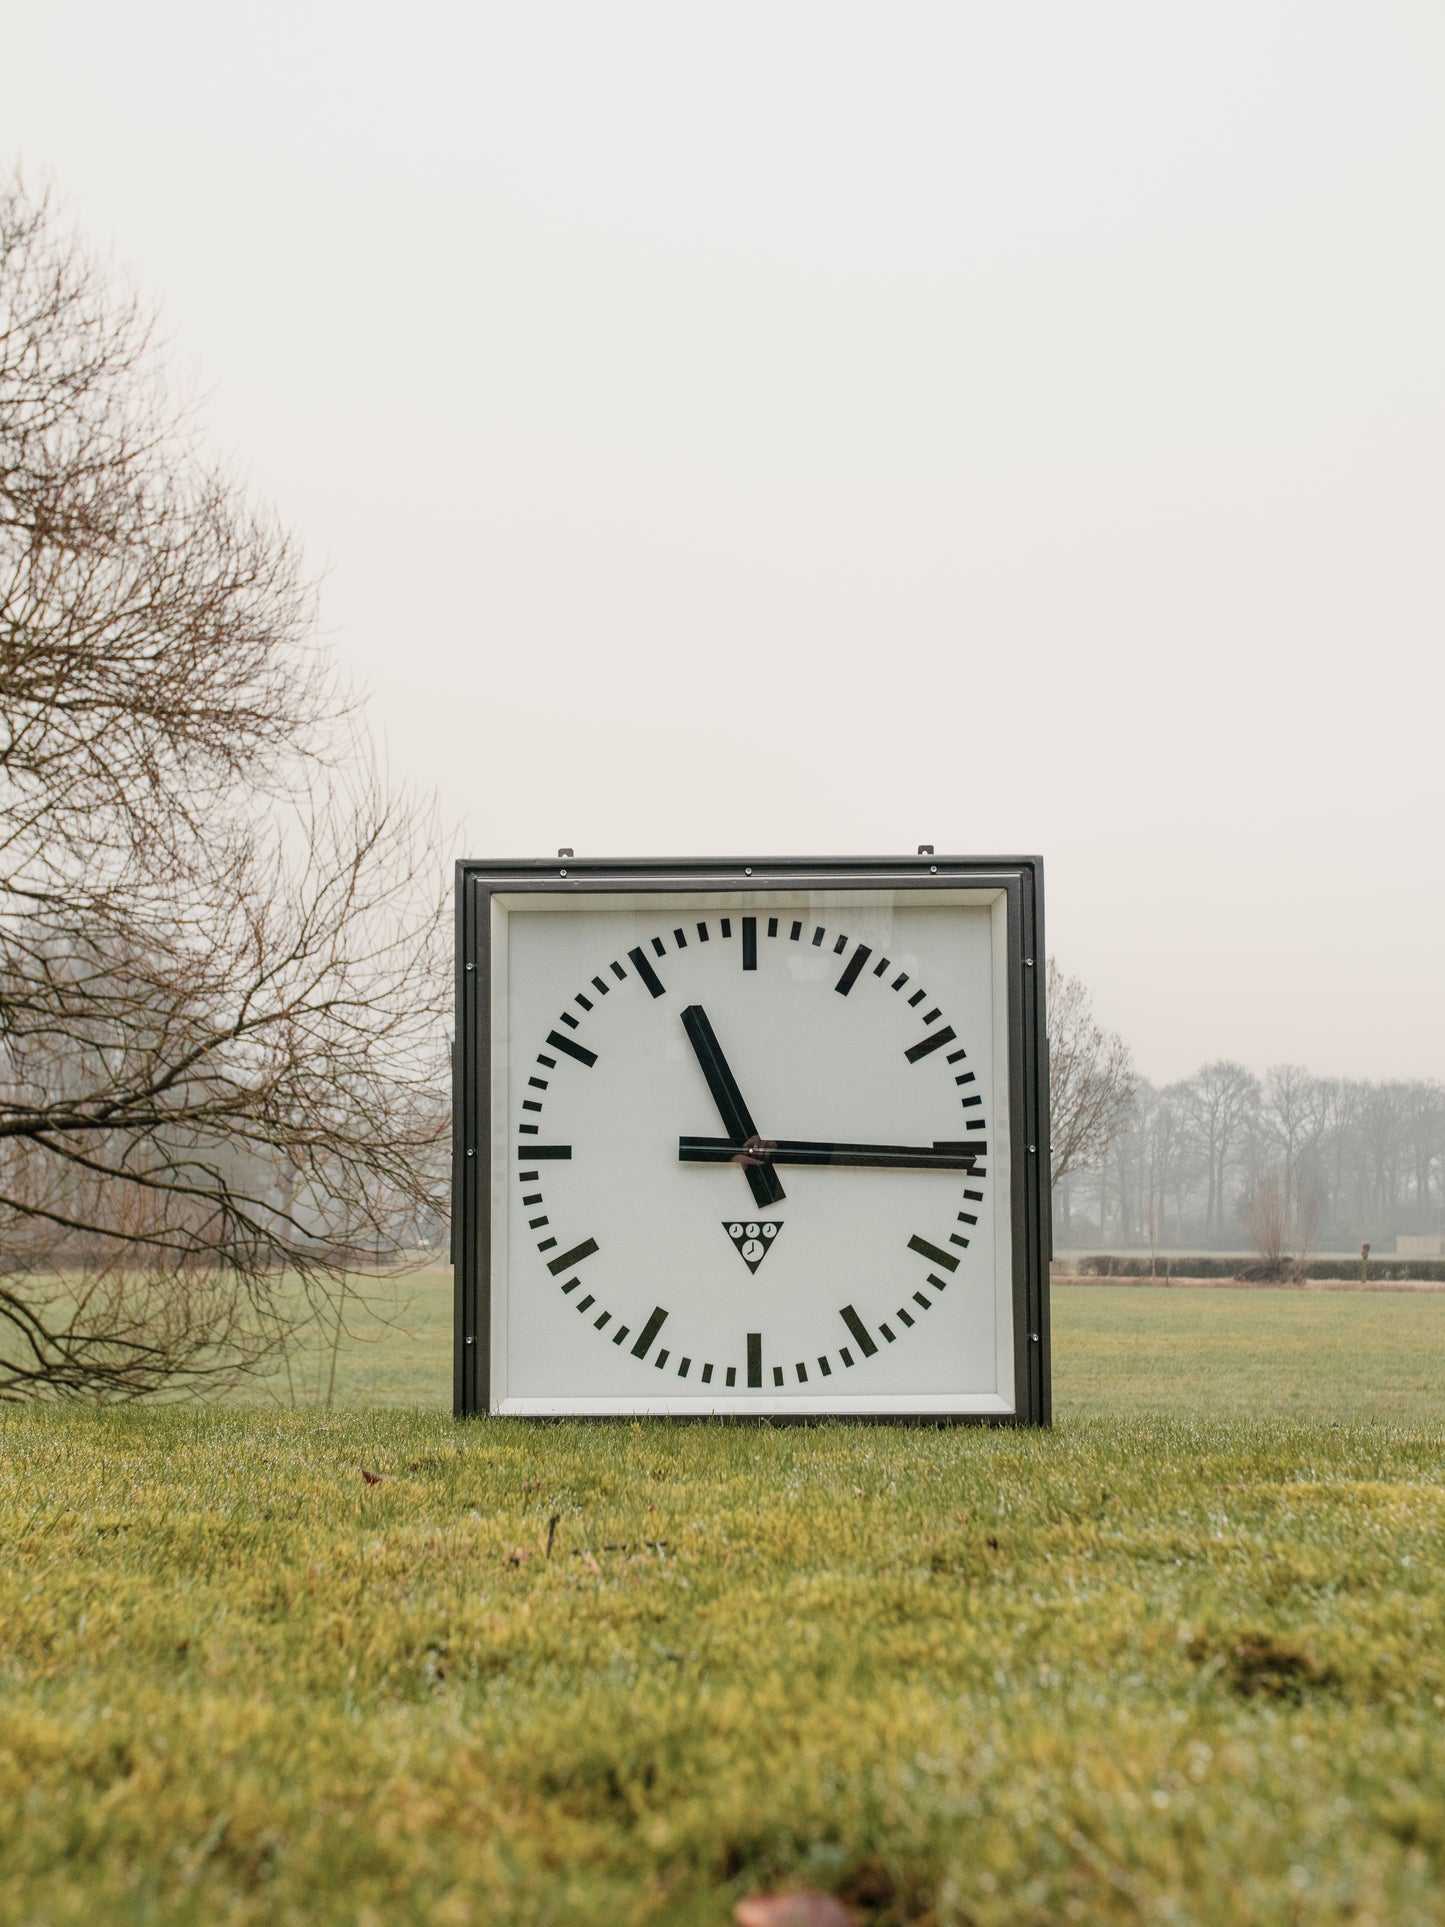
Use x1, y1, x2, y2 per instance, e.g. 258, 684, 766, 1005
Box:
897, 1308, 915, 1327
652, 936, 666, 957
547, 1030, 598, 1067
528, 1076, 548, 1090
537, 1236, 556, 1251
594, 1310, 611, 1329
946, 1048, 968, 1064
964, 1189, 983, 1202
547, 1237, 600, 1276
518, 1124, 537, 1134
697, 922, 709, 942
950, 1233, 969, 1248
767, 917, 778, 937
518, 1169, 538, 1182
560, 1011, 579, 1029
908, 989, 925, 1007
789, 921, 802, 941
913, 1292, 932, 1310
834, 944, 871, 996
575, 993, 593, 1011
840, 1346, 855, 1367
795, 1362, 808, 1382
880, 1322, 896, 1343
528, 1215, 548, 1229
591, 975, 609, 996
560, 1277, 580, 1294
833, 935, 847, 955
961, 1094, 982, 1109
747, 1333, 762, 1387
678, 1357, 691, 1375
811, 927, 825, 947
576, 1294, 595, 1312
927, 1273, 949, 1291
520, 1145, 572, 1160
522, 1099, 542, 1112
956, 1071, 976, 1086
839, 1304, 878, 1358
655, 1350, 670, 1369
873, 957, 889, 975
612, 1325, 630, 1345
742, 916, 757, 970
673, 927, 688, 947
628, 946, 667, 999
631, 1307, 669, 1359
905, 1025, 956, 1064
610, 960, 626, 979
725, 1366, 737, 1386
772, 1366, 784, 1386
522, 1193, 542, 1205
720, 919, 732, 938
537, 1052, 556, 1068
958, 1211, 978, 1226
701, 1362, 714, 1383
922, 1009, 941, 1025
908, 1234, 959, 1272
892, 974, 908, 990
818, 1356, 832, 1376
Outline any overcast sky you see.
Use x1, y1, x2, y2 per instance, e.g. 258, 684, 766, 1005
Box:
5, 1, 1442, 1084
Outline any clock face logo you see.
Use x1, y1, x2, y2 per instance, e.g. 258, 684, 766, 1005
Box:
507, 906, 995, 1398
724, 1220, 782, 1273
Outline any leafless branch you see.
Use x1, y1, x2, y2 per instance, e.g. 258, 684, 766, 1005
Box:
0, 172, 449, 1400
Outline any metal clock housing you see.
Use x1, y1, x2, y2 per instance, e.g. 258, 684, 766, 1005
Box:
453, 856, 1050, 1422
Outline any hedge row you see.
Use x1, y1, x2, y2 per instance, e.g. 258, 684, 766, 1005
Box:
1059, 1254, 1445, 1283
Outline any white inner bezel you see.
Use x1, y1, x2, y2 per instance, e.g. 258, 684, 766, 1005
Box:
487, 884, 1016, 1416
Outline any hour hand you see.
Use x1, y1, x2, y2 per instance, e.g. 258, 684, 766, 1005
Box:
679, 1004, 785, 1207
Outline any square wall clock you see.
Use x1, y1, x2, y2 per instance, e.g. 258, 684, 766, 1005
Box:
453, 856, 1051, 1422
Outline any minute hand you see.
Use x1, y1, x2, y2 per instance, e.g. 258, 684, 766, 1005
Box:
679, 1135, 987, 1170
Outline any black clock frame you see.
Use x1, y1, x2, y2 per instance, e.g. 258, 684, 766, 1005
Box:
452, 855, 1052, 1424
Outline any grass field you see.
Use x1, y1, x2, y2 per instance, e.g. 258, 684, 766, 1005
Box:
2, 1279, 1443, 1924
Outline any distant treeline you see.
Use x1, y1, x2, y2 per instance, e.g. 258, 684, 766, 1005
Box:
1061, 1253, 1445, 1283
1055, 1063, 1444, 1254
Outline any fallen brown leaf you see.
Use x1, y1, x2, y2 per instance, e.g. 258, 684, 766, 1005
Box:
360, 1469, 392, 1486
734, 1892, 856, 1927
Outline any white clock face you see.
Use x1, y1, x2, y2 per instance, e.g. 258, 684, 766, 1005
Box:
490, 889, 1015, 1414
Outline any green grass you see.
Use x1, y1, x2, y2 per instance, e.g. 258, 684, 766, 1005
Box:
2, 1284, 1444, 1924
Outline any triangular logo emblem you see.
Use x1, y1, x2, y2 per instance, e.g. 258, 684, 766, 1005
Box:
722, 1220, 783, 1273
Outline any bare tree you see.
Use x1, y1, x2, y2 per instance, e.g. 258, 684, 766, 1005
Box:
0, 174, 449, 1399
1046, 959, 1136, 1189
1182, 1060, 1260, 1241
1293, 1161, 1325, 1263
1261, 1064, 1319, 1215
1242, 1164, 1289, 1270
